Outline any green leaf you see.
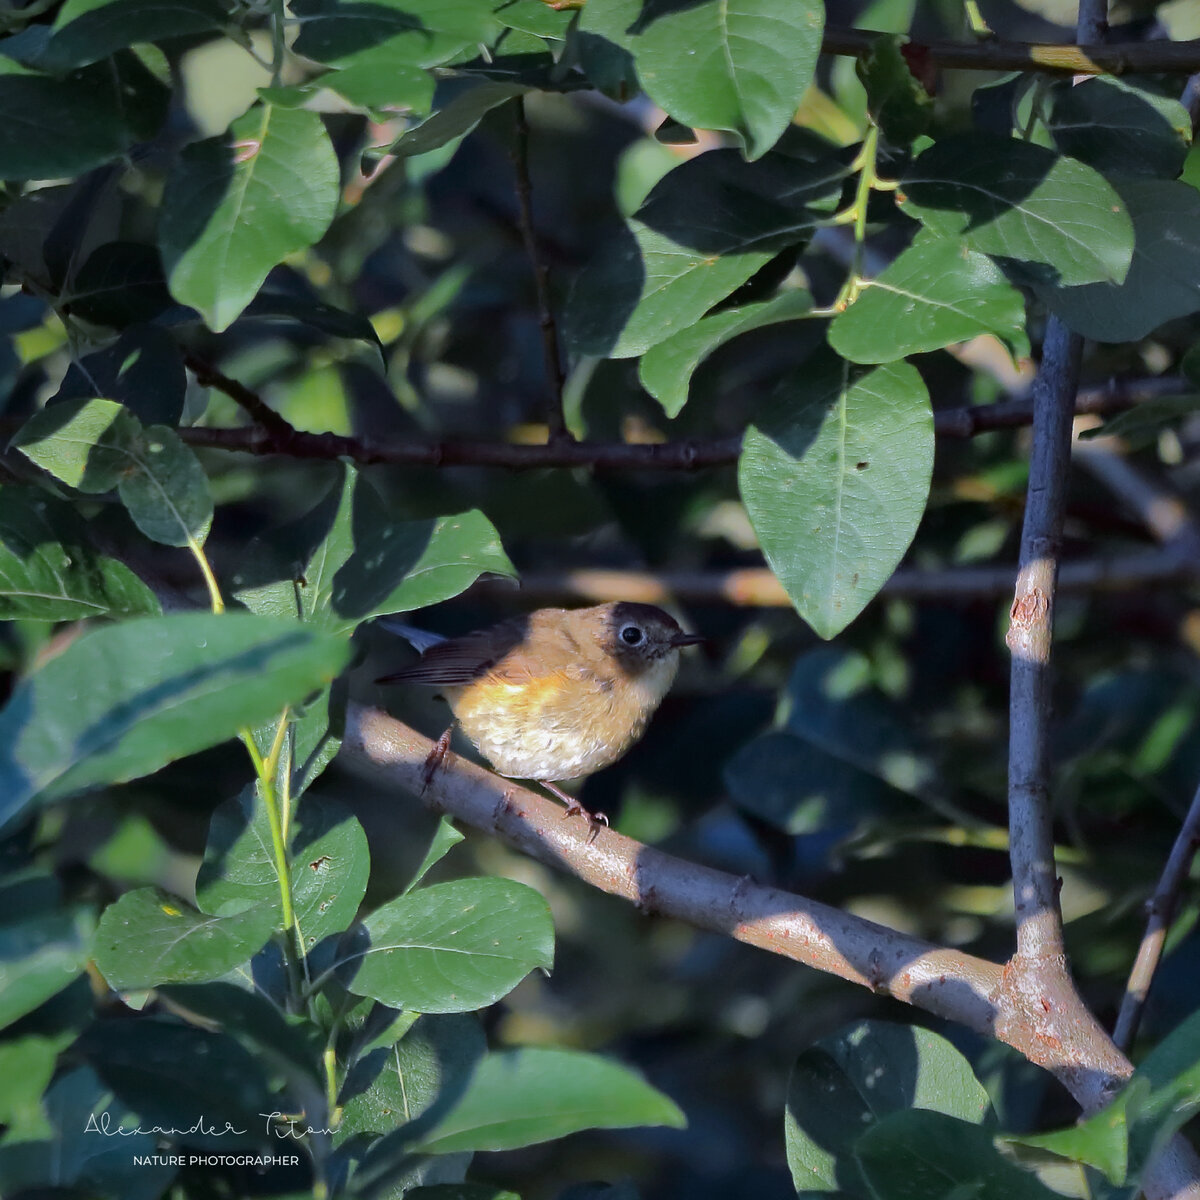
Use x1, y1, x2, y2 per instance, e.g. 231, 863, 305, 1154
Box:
739, 356, 933, 639
291, 0, 500, 65
0, 1035, 60, 1138
41, 0, 228, 71
52, 324, 186, 426
829, 237, 1028, 364
418, 1047, 687, 1152
1011, 1006, 1200, 1189
318, 54, 435, 112
1038, 179, 1200, 342
404, 816, 466, 894
900, 135, 1134, 286
12, 398, 139, 492
786, 1020, 992, 1194
1081, 394, 1200, 453
158, 982, 324, 1081
567, 148, 845, 357
0, 1066, 177, 1199
498, 0, 573, 38
235, 466, 516, 634
345, 878, 554, 1013
66, 241, 177, 328
725, 729, 908, 834
197, 791, 370, 947
1044, 77, 1191, 182
77, 1019, 276, 1148
0, 612, 350, 826
631, 0, 823, 160
0, 58, 158, 181
639, 289, 813, 416
159, 105, 339, 332
0, 911, 92, 1030
856, 1110, 1059, 1200
408, 1187, 520, 1200
339, 1012, 486, 1140
92, 888, 276, 991
116, 424, 214, 547
0, 486, 160, 621
391, 82, 527, 157
856, 35, 932, 146
13, 398, 213, 546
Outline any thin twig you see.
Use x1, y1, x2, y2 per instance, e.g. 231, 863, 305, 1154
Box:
173, 362, 1184, 471
510, 95, 571, 444
1114, 785, 1200, 1052
820, 25, 1200, 76
183, 353, 297, 442
341, 705, 1200, 1200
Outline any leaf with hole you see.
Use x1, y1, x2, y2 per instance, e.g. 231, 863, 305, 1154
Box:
197, 790, 369, 948
739, 356, 933, 639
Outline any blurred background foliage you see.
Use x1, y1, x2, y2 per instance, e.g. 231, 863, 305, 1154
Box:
3, 0, 1200, 1195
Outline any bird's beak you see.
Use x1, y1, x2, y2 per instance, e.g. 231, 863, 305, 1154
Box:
670, 632, 706, 648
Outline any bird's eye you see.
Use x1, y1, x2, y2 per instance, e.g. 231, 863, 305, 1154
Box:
620, 624, 644, 646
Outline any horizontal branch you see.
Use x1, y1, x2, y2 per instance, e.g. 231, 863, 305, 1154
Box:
341, 705, 1200, 1199
485, 549, 1196, 609
822, 25, 1200, 76
179, 371, 1185, 472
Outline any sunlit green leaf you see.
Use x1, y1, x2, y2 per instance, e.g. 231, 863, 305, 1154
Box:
346, 879, 554, 1013
418, 1047, 686, 1152
93, 888, 276, 991
739, 356, 933, 639
0, 612, 350, 826
631, 0, 823, 160
160, 105, 338, 331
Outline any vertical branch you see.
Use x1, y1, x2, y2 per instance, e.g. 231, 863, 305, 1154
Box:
1114, 787, 1200, 1052
1004, 0, 1104, 969
1006, 319, 1080, 963
510, 94, 572, 444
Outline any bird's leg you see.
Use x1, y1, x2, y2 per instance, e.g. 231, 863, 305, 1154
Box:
421, 725, 454, 793
540, 781, 608, 843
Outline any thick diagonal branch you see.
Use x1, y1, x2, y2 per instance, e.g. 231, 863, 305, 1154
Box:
340, 704, 1200, 1199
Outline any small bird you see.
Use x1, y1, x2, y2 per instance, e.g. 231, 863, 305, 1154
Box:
376, 602, 703, 835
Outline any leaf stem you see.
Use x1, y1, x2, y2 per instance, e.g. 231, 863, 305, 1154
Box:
834, 124, 881, 311
188, 536, 224, 614
188, 538, 302, 972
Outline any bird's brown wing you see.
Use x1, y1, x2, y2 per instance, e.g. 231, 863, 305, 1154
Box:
376, 616, 530, 686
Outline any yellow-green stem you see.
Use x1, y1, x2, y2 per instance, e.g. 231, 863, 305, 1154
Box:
188, 539, 301, 963
188, 536, 224, 614
834, 124, 881, 311
322, 1045, 342, 1129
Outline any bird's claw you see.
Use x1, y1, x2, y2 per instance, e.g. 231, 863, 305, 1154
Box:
561, 798, 609, 843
